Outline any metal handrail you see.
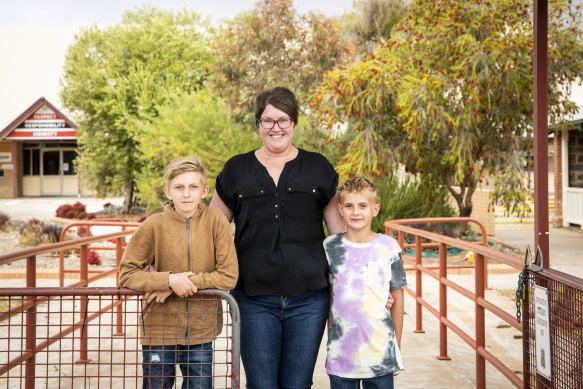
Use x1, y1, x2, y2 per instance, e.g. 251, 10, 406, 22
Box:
386, 217, 490, 287
385, 217, 523, 389
0, 231, 135, 328
0, 229, 135, 265
57, 220, 140, 286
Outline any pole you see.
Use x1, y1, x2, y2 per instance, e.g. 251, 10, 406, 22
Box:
533, 0, 550, 268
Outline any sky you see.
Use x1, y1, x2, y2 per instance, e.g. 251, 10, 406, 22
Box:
0, 0, 354, 25
0, 0, 354, 129
1, 0, 582, 130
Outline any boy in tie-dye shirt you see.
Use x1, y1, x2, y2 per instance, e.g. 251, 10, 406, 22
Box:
323, 177, 407, 389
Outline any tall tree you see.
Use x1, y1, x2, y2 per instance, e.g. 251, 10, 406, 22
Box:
343, 0, 408, 55
210, 0, 355, 125
60, 6, 213, 213
137, 90, 261, 210
312, 0, 583, 217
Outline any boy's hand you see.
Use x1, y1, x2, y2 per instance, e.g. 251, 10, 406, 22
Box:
385, 292, 394, 311
168, 272, 198, 297
145, 290, 173, 303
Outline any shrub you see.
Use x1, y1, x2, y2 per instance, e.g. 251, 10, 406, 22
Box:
41, 223, 64, 244
130, 203, 146, 215
18, 223, 44, 247
0, 212, 10, 232
96, 202, 146, 220
56, 202, 93, 219
101, 203, 123, 215
18, 219, 64, 247
18, 218, 44, 234
371, 174, 455, 233
88, 251, 101, 265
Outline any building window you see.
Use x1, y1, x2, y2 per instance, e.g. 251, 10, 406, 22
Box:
568, 131, 583, 188
63, 150, 77, 175
42, 151, 60, 175
23, 148, 40, 176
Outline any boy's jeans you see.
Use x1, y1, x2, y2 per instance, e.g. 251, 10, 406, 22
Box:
142, 342, 212, 389
329, 374, 394, 389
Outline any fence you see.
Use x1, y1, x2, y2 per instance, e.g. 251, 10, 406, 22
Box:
57, 220, 140, 287
523, 267, 583, 388
0, 226, 240, 388
0, 288, 240, 389
385, 217, 524, 389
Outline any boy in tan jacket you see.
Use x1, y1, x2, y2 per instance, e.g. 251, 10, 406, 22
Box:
119, 155, 238, 389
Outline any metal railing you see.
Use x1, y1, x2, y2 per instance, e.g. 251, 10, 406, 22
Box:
0, 288, 240, 388
57, 220, 139, 286
0, 230, 135, 289
0, 226, 241, 388
390, 217, 489, 287
385, 217, 524, 389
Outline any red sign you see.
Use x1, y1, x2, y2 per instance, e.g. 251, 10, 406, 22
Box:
27, 112, 61, 121
6, 105, 76, 140
7, 130, 77, 139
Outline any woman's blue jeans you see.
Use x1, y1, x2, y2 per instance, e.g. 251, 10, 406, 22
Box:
142, 342, 213, 389
231, 286, 329, 389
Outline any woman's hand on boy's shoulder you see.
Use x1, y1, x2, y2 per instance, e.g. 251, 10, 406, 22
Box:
385, 292, 394, 311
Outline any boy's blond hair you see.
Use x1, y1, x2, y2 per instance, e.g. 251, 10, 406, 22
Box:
164, 155, 208, 187
337, 177, 378, 204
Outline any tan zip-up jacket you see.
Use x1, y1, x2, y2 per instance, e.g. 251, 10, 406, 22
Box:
118, 202, 238, 345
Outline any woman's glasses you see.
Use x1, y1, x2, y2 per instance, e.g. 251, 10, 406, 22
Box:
256, 117, 293, 130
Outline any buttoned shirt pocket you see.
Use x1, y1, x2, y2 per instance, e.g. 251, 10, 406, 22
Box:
284, 181, 321, 215
235, 186, 266, 219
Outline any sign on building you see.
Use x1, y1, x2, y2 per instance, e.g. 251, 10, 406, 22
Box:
6, 105, 76, 140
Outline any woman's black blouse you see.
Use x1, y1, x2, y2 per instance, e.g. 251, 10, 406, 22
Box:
215, 148, 338, 296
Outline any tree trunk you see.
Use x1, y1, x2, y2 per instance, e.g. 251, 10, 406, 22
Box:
461, 183, 475, 217
122, 175, 134, 215
459, 204, 473, 217
446, 182, 474, 234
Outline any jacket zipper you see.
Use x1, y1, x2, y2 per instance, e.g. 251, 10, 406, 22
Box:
185, 217, 191, 343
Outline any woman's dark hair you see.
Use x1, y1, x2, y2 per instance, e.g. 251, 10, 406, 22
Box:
254, 86, 299, 126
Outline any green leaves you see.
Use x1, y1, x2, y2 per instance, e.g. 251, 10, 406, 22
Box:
311, 0, 583, 217
60, 6, 213, 212
210, 0, 355, 126
136, 90, 260, 210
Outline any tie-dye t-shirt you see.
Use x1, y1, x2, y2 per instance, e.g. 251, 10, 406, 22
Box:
323, 233, 407, 378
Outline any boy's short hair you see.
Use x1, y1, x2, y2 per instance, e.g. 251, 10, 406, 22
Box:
164, 155, 208, 187
337, 177, 378, 204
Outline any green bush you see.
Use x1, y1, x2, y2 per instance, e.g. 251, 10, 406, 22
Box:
98, 202, 145, 216
371, 174, 455, 233
136, 89, 261, 211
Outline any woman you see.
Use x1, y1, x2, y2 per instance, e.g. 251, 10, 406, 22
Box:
210, 86, 345, 388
